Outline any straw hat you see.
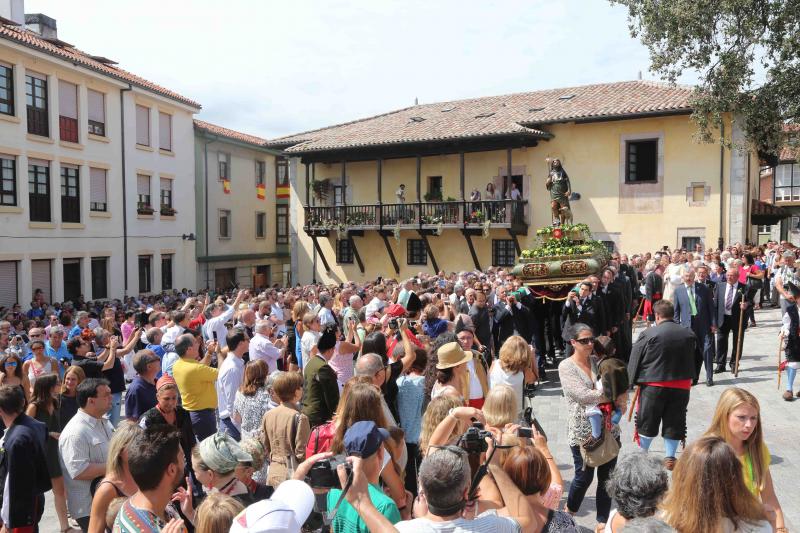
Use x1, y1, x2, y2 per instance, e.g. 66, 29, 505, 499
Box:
436, 342, 472, 369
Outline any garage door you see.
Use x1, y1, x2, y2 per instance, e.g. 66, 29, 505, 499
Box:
0, 261, 18, 310
31, 259, 52, 304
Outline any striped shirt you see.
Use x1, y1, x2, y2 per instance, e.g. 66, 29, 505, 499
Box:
112, 499, 165, 532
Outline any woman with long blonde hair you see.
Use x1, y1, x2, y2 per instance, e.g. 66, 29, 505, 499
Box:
482, 383, 518, 428
661, 436, 770, 533
418, 395, 462, 456
703, 387, 785, 531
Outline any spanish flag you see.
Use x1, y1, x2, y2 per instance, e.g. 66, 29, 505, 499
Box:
276, 185, 290, 199
222, 178, 231, 194
256, 184, 266, 200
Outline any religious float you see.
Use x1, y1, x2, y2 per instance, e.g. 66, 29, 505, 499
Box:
511, 223, 610, 299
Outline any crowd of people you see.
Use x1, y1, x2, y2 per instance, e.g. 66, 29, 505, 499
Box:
0, 239, 794, 532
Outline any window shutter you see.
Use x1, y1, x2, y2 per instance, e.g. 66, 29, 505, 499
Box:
158, 112, 171, 151
160, 177, 171, 192
0, 261, 17, 309
90, 168, 106, 203
135, 105, 149, 145
88, 90, 104, 122
137, 174, 150, 195
58, 80, 77, 119
31, 259, 51, 303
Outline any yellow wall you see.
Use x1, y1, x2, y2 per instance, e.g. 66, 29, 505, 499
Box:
294, 114, 747, 284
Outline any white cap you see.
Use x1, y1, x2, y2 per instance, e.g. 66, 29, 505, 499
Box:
229, 480, 315, 533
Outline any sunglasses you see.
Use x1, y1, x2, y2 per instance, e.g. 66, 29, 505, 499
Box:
574, 337, 595, 345
4, 361, 18, 367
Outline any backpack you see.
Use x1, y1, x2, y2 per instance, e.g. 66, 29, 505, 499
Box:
305, 420, 336, 458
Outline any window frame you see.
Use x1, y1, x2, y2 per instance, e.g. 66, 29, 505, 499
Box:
25, 73, 48, 137
58, 80, 78, 143
136, 174, 151, 210
336, 238, 354, 264
276, 205, 289, 245
161, 254, 173, 290
89, 167, 107, 212
159, 178, 173, 209
0, 63, 14, 116
158, 111, 172, 151
90, 257, 108, 299
0, 156, 16, 207
218, 153, 230, 181
275, 157, 289, 186
28, 162, 50, 222
407, 239, 428, 265
138, 255, 152, 294
255, 211, 266, 239
624, 139, 659, 184
60, 165, 80, 223
219, 209, 231, 239
135, 104, 150, 147
491, 239, 517, 267
256, 160, 266, 187
87, 89, 105, 136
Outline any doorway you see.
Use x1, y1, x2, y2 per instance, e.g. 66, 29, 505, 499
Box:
214, 268, 237, 292
63, 259, 81, 303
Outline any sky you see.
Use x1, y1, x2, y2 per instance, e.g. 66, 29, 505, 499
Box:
25, 0, 705, 140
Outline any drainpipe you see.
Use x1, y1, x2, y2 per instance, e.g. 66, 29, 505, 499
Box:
718, 121, 725, 251
120, 84, 132, 295
203, 135, 217, 290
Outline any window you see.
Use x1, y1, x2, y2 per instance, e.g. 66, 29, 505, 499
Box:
138, 255, 152, 293
161, 254, 173, 290
332, 185, 343, 206
62, 259, 81, 303
87, 89, 105, 136
25, 73, 48, 137
276, 157, 288, 186
775, 164, 800, 202
758, 225, 772, 233
256, 161, 266, 186
427, 176, 443, 200
89, 168, 107, 211
219, 209, 231, 239
159, 178, 173, 209
255, 212, 266, 238
276, 205, 288, 244
58, 80, 78, 142
60, 165, 80, 223
407, 239, 427, 265
602, 241, 616, 253
681, 237, 701, 250
135, 104, 150, 146
90, 257, 108, 299
625, 139, 658, 183
28, 161, 50, 222
136, 174, 151, 210
158, 111, 171, 151
492, 239, 516, 267
0, 63, 13, 116
336, 239, 354, 264
218, 153, 230, 180
0, 261, 18, 310
1, 156, 16, 206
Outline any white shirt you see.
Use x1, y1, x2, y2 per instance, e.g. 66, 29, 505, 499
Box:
270, 303, 286, 335
365, 297, 385, 317
216, 354, 245, 420
161, 324, 184, 346
250, 333, 282, 373
317, 306, 336, 327
396, 510, 520, 533
301, 330, 321, 368
203, 305, 235, 347
59, 409, 113, 518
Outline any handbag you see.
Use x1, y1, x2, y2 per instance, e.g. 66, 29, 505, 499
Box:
305, 420, 336, 458
580, 430, 620, 468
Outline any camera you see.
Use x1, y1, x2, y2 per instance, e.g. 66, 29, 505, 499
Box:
307, 455, 351, 489
459, 421, 493, 455
389, 318, 398, 330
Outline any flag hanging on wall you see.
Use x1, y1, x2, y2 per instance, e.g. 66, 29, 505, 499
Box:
222, 178, 231, 194
256, 184, 266, 199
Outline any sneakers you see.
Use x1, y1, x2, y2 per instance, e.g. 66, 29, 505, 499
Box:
583, 433, 604, 452
783, 391, 794, 401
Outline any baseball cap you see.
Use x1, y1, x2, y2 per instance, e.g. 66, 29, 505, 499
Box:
229, 479, 315, 533
344, 420, 389, 459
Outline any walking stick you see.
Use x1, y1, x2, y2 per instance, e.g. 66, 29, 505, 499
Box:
627, 385, 641, 422
777, 333, 784, 390
733, 302, 746, 378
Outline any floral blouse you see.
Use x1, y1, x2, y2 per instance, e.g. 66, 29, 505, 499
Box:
233, 387, 273, 441
557, 356, 619, 447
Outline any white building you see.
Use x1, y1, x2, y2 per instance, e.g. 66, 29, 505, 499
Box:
0, 2, 200, 309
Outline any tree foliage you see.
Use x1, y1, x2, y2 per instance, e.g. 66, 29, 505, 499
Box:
611, 0, 799, 156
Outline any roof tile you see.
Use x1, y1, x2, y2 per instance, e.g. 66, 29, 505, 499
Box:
193, 119, 268, 147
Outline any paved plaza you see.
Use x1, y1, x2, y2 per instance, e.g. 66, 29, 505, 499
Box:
40, 307, 798, 531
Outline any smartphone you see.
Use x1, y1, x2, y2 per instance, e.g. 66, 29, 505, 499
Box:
212, 331, 218, 341
276, 331, 286, 339
518, 419, 548, 442
438, 280, 446, 289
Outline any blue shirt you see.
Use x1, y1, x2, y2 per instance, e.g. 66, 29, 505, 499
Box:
46, 341, 70, 377
124, 376, 157, 421
396, 374, 425, 443
68, 325, 83, 339
145, 344, 166, 379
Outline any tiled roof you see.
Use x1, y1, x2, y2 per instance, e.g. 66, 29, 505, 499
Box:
268, 80, 695, 153
0, 22, 200, 108
193, 119, 269, 147
781, 124, 799, 162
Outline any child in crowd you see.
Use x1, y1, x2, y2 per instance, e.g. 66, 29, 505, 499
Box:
583, 336, 629, 451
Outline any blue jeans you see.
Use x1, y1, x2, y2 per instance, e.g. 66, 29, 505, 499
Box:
219, 417, 241, 441
567, 444, 617, 524
107, 391, 122, 428
190, 409, 218, 442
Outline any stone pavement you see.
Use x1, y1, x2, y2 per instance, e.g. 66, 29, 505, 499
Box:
39, 307, 798, 531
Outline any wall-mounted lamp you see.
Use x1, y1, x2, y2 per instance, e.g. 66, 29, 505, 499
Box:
182, 233, 196, 241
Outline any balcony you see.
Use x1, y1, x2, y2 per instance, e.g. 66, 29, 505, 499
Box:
304, 199, 528, 234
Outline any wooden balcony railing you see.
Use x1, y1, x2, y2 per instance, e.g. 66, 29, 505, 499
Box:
304, 199, 527, 233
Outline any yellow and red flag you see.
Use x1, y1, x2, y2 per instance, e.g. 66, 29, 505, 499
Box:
276, 185, 290, 199
256, 184, 266, 199
222, 178, 231, 194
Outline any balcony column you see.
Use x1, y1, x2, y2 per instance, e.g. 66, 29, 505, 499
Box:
377, 158, 382, 203
506, 147, 512, 190
459, 151, 465, 200
341, 161, 346, 206
304, 163, 310, 206
416, 156, 421, 202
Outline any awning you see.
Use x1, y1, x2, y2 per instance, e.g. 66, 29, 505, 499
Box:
751, 199, 789, 225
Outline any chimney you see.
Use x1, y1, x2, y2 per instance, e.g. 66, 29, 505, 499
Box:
0, 0, 25, 25
24, 12, 57, 39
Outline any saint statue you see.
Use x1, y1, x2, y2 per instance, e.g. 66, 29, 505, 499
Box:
545, 158, 572, 225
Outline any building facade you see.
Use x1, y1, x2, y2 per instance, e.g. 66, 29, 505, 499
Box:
0, 5, 199, 310
755, 126, 799, 244
269, 81, 761, 284
193, 121, 290, 291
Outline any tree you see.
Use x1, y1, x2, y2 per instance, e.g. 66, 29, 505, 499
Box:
611, 0, 799, 156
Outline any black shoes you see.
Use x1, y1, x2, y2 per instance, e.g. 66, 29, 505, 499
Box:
714, 366, 725, 374
707, 379, 714, 387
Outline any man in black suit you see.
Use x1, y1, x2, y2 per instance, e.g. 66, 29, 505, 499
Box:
561, 280, 605, 355
715, 267, 751, 373
493, 287, 532, 348
600, 267, 627, 360
0, 384, 51, 531
628, 300, 696, 470
673, 268, 717, 385
644, 265, 665, 322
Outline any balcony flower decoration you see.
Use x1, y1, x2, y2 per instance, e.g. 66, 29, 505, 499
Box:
393, 221, 401, 242
468, 210, 485, 224
335, 222, 348, 239
345, 212, 375, 226
421, 214, 443, 225
160, 206, 177, 217
137, 205, 154, 215
434, 222, 443, 236
482, 219, 491, 239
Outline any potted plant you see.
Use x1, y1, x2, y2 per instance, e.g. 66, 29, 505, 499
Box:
423, 191, 442, 202
137, 204, 154, 215
160, 206, 177, 216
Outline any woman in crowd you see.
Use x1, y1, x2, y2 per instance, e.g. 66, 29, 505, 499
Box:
233, 359, 273, 441
740, 253, 763, 327
57, 365, 85, 430
93, 328, 139, 427
192, 433, 255, 506
396, 347, 427, 495
703, 387, 786, 531
418, 395, 464, 456
194, 492, 244, 533
26, 373, 75, 533
22, 339, 58, 392
489, 335, 536, 409
261, 371, 309, 488
0, 352, 30, 403
139, 375, 196, 465
87, 423, 142, 533
326, 316, 362, 389
557, 323, 621, 531
661, 436, 772, 533
286, 300, 309, 371
430, 341, 472, 400
483, 384, 519, 429
603, 452, 669, 532
300, 312, 322, 369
